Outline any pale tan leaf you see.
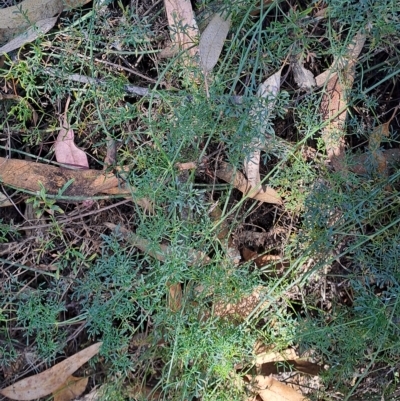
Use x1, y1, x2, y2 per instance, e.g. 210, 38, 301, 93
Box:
254, 349, 298, 365
55, 120, 89, 169
319, 31, 366, 172
0, 342, 102, 400
252, 376, 310, 401
244, 148, 261, 189
216, 162, 282, 205
199, 12, 231, 73
53, 375, 88, 401
0, 17, 57, 55
292, 61, 316, 90
0, 157, 152, 210
164, 0, 199, 58
316, 31, 366, 87
213, 287, 268, 319
244, 67, 283, 190
0, 0, 92, 45
257, 68, 282, 101
0, 157, 119, 195
0, 191, 13, 207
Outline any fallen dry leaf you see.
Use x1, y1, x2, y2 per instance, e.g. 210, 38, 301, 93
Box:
55, 119, 89, 169
168, 282, 183, 312
199, 12, 231, 74
0, 342, 101, 400
0, 0, 91, 45
254, 349, 297, 365
105, 223, 210, 266
0, 17, 57, 55
245, 67, 283, 190
319, 31, 366, 172
292, 59, 316, 90
209, 204, 241, 265
213, 287, 268, 320
0, 157, 121, 196
0, 157, 152, 210
250, 375, 310, 401
216, 162, 282, 205
53, 375, 88, 401
164, 0, 199, 59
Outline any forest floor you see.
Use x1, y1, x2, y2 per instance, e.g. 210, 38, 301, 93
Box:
1, 0, 400, 400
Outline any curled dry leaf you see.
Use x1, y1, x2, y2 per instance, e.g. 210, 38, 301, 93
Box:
216, 162, 282, 205
105, 223, 210, 266
199, 12, 231, 74
53, 375, 88, 401
315, 30, 366, 88
0, 191, 13, 207
0, 342, 102, 400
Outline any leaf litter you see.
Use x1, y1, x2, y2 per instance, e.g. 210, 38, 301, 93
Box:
0, 342, 101, 400
1, 0, 399, 400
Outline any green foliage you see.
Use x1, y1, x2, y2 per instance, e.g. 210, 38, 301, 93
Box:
1, 0, 400, 399
16, 289, 67, 360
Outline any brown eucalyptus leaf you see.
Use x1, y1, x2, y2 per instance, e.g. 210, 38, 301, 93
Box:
199, 12, 231, 73
0, 343, 102, 400
168, 282, 182, 312
216, 162, 282, 205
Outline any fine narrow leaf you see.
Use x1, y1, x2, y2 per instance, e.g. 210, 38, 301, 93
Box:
199, 12, 231, 73
0, 342, 102, 401
216, 162, 282, 205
